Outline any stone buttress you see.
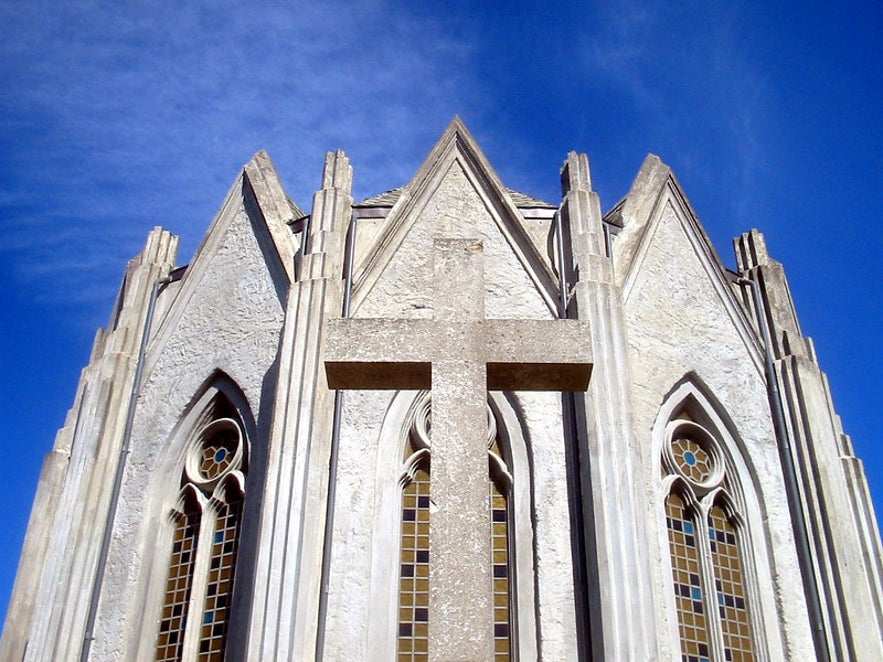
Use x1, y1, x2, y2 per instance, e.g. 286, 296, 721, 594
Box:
246, 151, 353, 661
737, 230, 883, 660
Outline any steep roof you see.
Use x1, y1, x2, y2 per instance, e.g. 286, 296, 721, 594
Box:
355, 186, 556, 209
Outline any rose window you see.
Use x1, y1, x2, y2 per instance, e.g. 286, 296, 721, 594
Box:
671, 436, 713, 484
185, 418, 243, 487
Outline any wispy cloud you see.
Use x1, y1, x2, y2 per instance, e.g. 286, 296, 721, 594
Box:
0, 1, 479, 319
577, 1, 771, 232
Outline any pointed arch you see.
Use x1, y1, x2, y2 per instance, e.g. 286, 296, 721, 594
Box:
141, 373, 253, 661
654, 375, 772, 661
367, 390, 537, 660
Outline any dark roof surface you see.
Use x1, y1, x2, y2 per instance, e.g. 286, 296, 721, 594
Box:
355, 186, 556, 209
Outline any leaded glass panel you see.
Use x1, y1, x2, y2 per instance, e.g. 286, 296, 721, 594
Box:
155, 507, 200, 661
671, 436, 714, 484
666, 492, 711, 662
490, 478, 510, 660
398, 464, 430, 661
709, 505, 755, 661
199, 493, 243, 661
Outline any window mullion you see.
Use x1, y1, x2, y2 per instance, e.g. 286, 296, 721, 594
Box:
181, 499, 219, 660
697, 500, 726, 662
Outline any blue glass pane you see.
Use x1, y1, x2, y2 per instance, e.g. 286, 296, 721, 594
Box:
683, 521, 694, 535
214, 448, 227, 463
692, 587, 702, 600
204, 612, 213, 624
684, 451, 697, 466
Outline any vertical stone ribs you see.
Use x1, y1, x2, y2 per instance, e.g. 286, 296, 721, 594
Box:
735, 229, 883, 660
561, 151, 658, 660
247, 151, 353, 661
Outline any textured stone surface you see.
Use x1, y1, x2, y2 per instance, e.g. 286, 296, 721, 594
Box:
326, 238, 591, 660
92, 177, 289, 661
621, 198, 814, 659
7, 121, 881, 662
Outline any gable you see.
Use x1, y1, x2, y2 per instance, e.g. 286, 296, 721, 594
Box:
624, 196, 762, 370
613, 157, 761, 376
621, 188, 776, 456
351, 119, 559, 321
140, 154, 298, 417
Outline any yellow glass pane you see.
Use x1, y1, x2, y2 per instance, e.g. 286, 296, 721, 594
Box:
666, 492, 710, 661
709, 505, 755, 660
398, 464, 430, 660
197, 494, 244, 661
155, 508, 200, 662
490, 476, 510, 660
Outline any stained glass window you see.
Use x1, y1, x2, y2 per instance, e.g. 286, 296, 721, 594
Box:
663, 421, 757, 661
155, 409, 247, 661
199, 490, 243, 661
671, 436, 713, 484
398, 463, 431, 661
490, 477, 510, 660
398, 403, 515, 660
156, 501, 200, 662
198, 430, 237, 481
666, 492, 710, 662
709, 505, 755, 661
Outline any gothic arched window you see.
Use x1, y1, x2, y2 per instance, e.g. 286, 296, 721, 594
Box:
396, 399, 514, 661
155, 414, 248, 661
156, 488, 202, 661
488, 433, 512, 660
662, 419, 756, 662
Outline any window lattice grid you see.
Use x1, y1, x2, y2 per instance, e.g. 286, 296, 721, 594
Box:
666, 492, 711, 662
671, 436, 713, 484
709, 505, 755, 662
198, 432, 237, 481
398, 464, 431, 661
198, 496, 243, 661
155, 510, 200, 661
490, 477, 510, 660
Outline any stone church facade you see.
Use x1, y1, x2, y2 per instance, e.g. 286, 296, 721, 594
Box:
2, 119, 881, 661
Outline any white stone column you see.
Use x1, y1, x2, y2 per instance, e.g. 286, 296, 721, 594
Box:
561, 152, 660, 659
736, 229, 883, 661
246, 151, 352, 661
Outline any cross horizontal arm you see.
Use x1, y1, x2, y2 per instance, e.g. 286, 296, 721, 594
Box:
483, 319, 593, 391
324, 318, 435, 389
325, 317, 592, 391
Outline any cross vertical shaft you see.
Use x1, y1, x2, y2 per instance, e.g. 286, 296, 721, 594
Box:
324, 237, 592, 660
429, 239, 493, 661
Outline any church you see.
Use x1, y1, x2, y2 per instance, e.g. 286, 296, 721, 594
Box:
2, 118, 881, 661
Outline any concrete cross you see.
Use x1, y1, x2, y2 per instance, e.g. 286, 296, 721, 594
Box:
325, 237, 592, 661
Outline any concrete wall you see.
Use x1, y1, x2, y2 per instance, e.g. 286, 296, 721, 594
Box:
91, 174, 289, 660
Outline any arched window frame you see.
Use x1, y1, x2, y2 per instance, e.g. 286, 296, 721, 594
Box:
143, 384, 251, 662
367, 391, 537, 660
653, 380, 774, 662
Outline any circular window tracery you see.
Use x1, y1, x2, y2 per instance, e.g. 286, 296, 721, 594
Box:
671, 436, 713, 483
663, 420, 723, 490
185, 418, 244, 488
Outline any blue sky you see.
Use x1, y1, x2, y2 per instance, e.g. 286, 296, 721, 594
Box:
0, 0, 880, 623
